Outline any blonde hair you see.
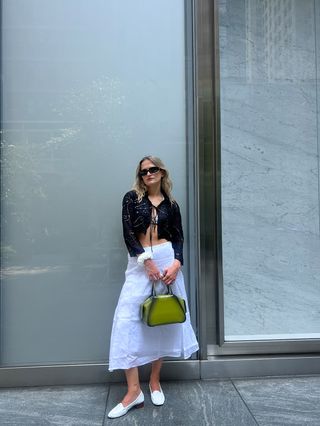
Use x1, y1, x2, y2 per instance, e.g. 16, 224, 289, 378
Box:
133, 156, 174, 203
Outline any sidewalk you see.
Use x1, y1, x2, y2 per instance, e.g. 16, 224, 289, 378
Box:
0, 376, 320, 425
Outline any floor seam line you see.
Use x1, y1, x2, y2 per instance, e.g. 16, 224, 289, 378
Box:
230, 379, 260, 426
102, 383, 111, 425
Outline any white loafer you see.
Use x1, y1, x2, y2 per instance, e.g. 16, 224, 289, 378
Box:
149, 384, 165, 406
107, 391, 144, 419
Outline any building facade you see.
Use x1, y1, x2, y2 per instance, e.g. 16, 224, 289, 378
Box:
1, 0, 320, 386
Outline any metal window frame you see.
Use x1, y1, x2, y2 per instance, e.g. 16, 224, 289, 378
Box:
197, 0, 320, 358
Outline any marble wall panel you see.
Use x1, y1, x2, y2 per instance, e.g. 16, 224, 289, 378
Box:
316, 0, 320, 251
220, 0, 320, 337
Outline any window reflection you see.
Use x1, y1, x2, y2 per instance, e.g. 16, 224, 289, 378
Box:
0, 0, 190, 366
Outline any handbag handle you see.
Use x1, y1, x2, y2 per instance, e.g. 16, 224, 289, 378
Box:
150, 281, 173, 297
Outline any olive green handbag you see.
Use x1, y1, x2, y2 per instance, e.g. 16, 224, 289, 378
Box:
140, 282, 187, 327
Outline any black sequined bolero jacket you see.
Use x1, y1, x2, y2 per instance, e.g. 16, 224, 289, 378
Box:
122, 190, 184, 265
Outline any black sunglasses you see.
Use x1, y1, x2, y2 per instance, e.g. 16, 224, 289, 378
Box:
139, 166, 161, 177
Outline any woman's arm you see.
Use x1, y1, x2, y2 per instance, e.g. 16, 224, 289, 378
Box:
170, 201, 184, 265
122, 192, 145, 257
162, 201, 184, 285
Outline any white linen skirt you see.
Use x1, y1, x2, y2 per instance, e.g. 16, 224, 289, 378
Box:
108, 241, 199, 371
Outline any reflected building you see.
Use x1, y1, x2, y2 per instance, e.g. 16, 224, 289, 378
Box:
262, 0, 294, 81
245, 0, 315, 82
245, 0, 295, 82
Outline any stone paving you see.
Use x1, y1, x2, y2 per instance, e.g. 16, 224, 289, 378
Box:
0, 376, 320, 425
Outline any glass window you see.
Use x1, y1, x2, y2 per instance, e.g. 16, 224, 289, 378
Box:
0, 0, 195, 365
219, 0, 320, 340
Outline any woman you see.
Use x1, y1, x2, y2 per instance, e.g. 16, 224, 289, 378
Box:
108, 155, 199, 419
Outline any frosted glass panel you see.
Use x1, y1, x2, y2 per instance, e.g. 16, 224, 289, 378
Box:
220, 0, 320, 339
0, 0, 191, 365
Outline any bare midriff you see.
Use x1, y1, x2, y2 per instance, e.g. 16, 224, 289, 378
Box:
138, 226, 168, 248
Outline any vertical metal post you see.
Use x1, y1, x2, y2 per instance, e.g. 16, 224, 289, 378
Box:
195, 0, 224, 358
184, 0, 199, 356
0, 0, 3, 366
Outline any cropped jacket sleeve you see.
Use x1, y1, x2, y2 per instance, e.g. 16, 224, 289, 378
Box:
122, 191, 145, 257
170, 201, 184, 265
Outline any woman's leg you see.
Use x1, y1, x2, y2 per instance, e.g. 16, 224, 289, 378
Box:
121, 367, 142, 406
150, 358, 163, 391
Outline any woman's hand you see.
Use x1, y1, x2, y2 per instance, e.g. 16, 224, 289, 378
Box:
144, 259, 162, 282
162, 259, 181, 286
